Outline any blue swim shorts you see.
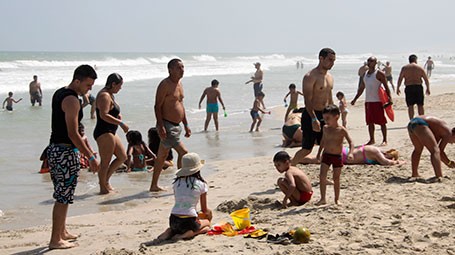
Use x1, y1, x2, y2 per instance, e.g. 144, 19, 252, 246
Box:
206, 103, 219, 113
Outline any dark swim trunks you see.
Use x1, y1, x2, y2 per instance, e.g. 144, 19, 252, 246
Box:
404, 84, 424, 107
169, 214, 201, 235
301, 109, 324, 150
5, 105, 12, 111
250, 110, 260, 119
321, 153, 343, 168
47, 143, 80, 204
253, 82, 263, 97
386, 75, 393, 81
407, 117, 429, 133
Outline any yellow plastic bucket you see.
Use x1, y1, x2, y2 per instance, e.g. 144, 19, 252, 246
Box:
230, 208, 251, 230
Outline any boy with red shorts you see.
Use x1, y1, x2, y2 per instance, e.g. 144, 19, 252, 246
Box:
316, 105, 354, 205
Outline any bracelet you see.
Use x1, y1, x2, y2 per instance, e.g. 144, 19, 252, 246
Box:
184, 123, 188, 127
119, 121, 124, 126
89, 155, 96, 161
312, 117, 318, 122
448, 160, 454, 167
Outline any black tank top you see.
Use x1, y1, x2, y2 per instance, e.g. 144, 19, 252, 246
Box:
93, 95, 121, 140
49, 87, 83, 146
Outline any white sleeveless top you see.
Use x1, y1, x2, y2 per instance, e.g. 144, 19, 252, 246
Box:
363, 70, 381, 102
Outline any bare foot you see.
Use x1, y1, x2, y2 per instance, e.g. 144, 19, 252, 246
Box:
149, 186, 165, 192
366, 140, 375, 145
107, 183, 115, 191
380, 141, 388, 146
62, 231, 79, 241
326, 180, 334, 185
141, 238, 165, 247
49, 240, 78, 250
315, 199, 327, 206
335, 200, 342, 206
147, 168, 154, 173
99, 189, 110, 195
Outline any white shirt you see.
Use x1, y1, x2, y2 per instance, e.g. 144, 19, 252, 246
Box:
363, 70, 382, 103
171, 177, 208, 217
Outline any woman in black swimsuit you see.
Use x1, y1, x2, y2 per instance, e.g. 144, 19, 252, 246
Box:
282, 109, 304, 147
94, 73, 129, 194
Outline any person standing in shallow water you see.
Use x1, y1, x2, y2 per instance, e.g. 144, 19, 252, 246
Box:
198, 79, 226, 131
47, 65, 100, 249
245, 62, 265, 109
29, 75, 43, 106
150, 58, 191, 192
94, 73, 129, 194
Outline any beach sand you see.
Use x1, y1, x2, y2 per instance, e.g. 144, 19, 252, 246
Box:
1, 84, 455, 255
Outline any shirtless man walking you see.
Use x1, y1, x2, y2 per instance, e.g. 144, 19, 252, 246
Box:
382, 61, 395, 92
245, 62, 265, 108
29, 75, 43, 106
291, 48, 336, 166
150, 59, 191, 192
397, 54, 430, 120
198, 79, 226, 131
424, 56, 435, 78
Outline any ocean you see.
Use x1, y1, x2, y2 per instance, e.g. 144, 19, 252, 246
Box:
0, 51, 453, 230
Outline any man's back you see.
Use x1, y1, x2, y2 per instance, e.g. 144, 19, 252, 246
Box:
401, 63, 425, 85
205, 87, 220, 104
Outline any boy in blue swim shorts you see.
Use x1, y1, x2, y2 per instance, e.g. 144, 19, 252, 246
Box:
198, 79, 226, 131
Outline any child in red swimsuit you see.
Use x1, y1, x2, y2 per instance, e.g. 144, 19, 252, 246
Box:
316, 105, 354, 205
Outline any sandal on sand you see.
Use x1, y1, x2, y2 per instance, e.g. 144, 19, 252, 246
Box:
266, 234, 291, 245
243, 229, 268, 239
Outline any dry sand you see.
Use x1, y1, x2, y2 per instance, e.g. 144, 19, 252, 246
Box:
1, 84, 454, 255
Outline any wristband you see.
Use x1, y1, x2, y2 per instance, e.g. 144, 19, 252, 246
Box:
184, 123, 188, 127
312, 117, 318, 122
89, 155, 96, 161
119, 121, 124, 126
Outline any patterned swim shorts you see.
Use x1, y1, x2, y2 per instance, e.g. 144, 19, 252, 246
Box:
47, 143, 80, 204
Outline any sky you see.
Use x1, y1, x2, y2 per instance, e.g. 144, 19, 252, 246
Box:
0, 0, 453, 53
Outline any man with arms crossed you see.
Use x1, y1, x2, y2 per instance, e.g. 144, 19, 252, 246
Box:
47, 65, 100, 249
291, 48, 336, 166
397, 54, 430, 120
29, 75, 43, 106
150, 59, 191, 192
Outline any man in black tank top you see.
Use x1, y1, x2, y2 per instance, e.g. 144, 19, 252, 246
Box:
47, 65, 99, 250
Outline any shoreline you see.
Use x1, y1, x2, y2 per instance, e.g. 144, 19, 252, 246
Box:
1, 83, 455, 254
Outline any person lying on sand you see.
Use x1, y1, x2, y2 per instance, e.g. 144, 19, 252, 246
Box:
298, 145, 405, 166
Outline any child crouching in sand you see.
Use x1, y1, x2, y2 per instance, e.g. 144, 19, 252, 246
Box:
273, 151, 313, 209
146, 153, 212, 245
316, 104, 354, 205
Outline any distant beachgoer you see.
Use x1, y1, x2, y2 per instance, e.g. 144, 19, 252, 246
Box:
300, 145, 404, 166
407, 115, 455, 180
336, 91, 348, 128
283, 83, 304, 121
151, 58, 191, 192
282, 108, 303, 148
2, 92, 22, 111
79, 123, 97, 169
145, 153, 212, 244
29, 75, 42, 106
125, 130, 156, 172
47, 65, 99, 249
382, 61, 395, 92
291, 48, 336, 166
82, 93, 96, 119
273, 151, 313, 209
424, 56, 435, 78
147, 127, 174, 170
198, 79, 226, 131
357, 61, 369, 88
94, 73, 129, 194
351, 56, 392, 146
245, 62, 265, 108
315, 105, 354, 205
249, 92, 270, 132
397, 54, 431, 120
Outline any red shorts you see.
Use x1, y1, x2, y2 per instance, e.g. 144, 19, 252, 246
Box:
321, 153, 343, 168
299, 191, 313, 205
365, 102, 387, 125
